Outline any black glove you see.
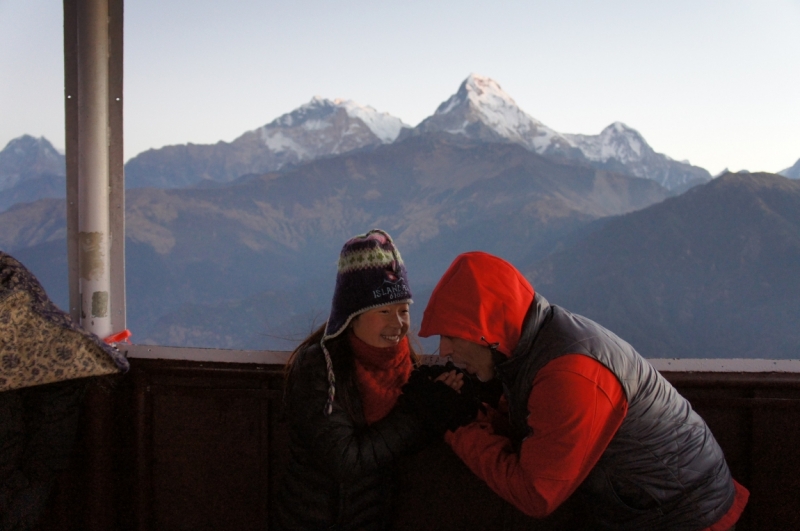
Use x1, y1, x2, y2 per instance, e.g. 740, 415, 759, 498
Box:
418, 361, 503, 409
474, 376, 504, 409
412, 362, 453, 381
401, 366, 480, 436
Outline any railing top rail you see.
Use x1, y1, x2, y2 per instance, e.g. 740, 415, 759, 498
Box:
122, 344, 800, 373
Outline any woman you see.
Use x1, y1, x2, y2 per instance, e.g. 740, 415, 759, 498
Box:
274, 229, 476, 531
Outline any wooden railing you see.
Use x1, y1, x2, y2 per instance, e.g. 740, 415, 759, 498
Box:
38, 351, 800, 531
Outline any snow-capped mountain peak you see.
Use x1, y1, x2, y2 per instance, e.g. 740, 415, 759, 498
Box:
565, 123, 710, 190
126, 97, 412, 188
437, 74, 519, 115
270, 97, 408, 144
413, 75, 711, 190
231, 97, 413, 172
566, 122, 649, 164
334, 98, 408, 144
419, 74, 571, 155
434, 74, 538, 139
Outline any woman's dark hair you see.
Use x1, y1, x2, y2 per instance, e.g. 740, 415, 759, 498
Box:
283, 317, 421, 420
284, 323, 326, 375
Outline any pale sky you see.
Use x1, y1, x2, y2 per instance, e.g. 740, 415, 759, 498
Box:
1, 0, 799, 176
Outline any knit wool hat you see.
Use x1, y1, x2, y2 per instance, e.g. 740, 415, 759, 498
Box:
321, 229, 412, 414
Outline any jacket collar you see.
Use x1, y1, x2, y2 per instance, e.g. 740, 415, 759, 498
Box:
495, 293, 553, 384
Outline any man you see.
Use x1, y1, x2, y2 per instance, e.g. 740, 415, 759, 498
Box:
419, 251, 748, 531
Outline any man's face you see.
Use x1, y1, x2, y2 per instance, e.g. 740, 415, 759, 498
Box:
438, 336, 494, 381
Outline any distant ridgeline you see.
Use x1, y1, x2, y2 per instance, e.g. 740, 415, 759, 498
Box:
780, 157, 800, 179
526, 172, 800, 360
1, 75, 798, 358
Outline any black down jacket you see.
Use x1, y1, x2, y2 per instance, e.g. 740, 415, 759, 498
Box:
273, 340, 427, 531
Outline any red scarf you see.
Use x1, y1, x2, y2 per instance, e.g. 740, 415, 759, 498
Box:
349, 331, 413, 424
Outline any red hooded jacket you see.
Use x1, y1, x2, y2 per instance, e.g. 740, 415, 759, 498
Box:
420, 252, 748, 529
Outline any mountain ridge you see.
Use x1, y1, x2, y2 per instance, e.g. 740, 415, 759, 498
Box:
565, 122, 710, 191
0, 135, 66, 211
1, 134, 669, 345
125, 97, 410, 188
409, 74, 580, 159
526, 172, 800, 359
780, 158, 800, 179
120, 74, 711, 192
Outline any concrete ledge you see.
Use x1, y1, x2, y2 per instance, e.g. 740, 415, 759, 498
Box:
123, 344, 290, 364
123, 344, 800, 372
648, 358, 800, 372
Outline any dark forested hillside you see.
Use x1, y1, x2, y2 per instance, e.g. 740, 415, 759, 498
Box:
526, 172, 800, 359
0, 135, 668, 348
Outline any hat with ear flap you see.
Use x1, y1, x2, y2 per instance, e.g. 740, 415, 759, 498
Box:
321, 229, 412, 414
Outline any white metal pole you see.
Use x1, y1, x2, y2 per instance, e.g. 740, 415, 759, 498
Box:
77, 0, 112, 338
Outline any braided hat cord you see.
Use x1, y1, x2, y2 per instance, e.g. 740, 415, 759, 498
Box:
322, 343, 337, 415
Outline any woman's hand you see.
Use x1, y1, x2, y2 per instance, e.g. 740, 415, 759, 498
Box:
400, 367, 480, 435
434, 370, 464, 393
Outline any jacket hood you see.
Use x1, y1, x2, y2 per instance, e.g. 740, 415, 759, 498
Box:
419, 252, 535, 357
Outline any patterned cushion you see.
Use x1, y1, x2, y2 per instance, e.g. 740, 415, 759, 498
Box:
0, 252, 129, 392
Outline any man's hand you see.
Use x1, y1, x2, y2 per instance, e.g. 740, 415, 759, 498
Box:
434, 369, 464, 393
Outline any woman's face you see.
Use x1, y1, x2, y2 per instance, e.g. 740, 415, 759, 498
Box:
351, 302, 410, 348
